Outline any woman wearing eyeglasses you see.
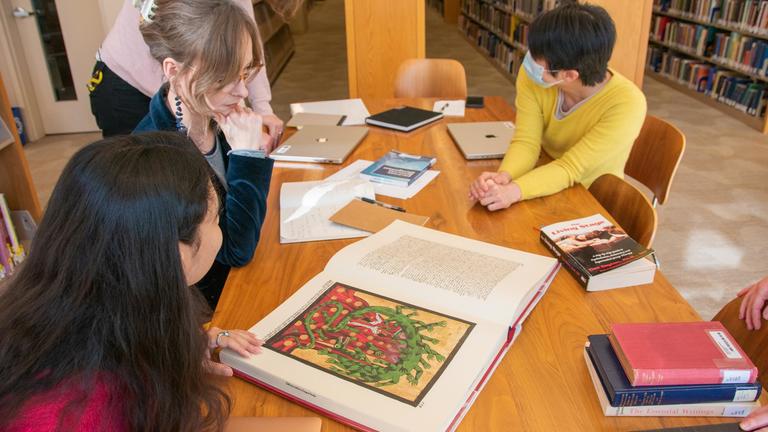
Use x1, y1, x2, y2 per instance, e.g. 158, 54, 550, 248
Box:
133, 0, 274, 309
89, 0, 286, 139
469, 2, 647, 211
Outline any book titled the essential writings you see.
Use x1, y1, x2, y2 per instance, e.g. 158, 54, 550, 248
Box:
610, 322, 758, 387
539, 214, 656, 291
587, 334, 761, 406
365, 106, 444, 132
221, 221, 560, 431
360, 150, 436, 187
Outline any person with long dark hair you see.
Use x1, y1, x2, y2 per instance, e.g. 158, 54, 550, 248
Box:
0, 132, 261, 431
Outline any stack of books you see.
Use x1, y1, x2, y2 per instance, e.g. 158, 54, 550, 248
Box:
0, 193, 26, 281
585, 322, 762, 417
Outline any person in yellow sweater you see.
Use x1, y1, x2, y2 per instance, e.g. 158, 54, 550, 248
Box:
469, 3, 647, 210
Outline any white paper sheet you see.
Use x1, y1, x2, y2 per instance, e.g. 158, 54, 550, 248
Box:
280, 178, 375, 243
433, 100, 466, 117
326, 159, 440, 199
289, 99, 371, 126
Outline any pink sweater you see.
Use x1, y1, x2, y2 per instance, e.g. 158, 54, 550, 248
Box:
4, 376, 128, 432
99, 0, 274, 115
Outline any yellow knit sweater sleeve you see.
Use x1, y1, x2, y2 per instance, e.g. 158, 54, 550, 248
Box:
513, 91, 646, 200
497, 71, 545, 180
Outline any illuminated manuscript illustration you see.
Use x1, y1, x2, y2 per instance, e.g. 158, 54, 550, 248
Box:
266, 282, 475, 406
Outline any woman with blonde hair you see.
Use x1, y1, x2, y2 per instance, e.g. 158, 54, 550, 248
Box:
88, 0, 289, 138
133, 0, 274, 308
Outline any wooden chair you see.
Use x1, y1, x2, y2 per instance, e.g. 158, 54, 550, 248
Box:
624, 115, 686, 207
393, 58, 468, 99
588, 174, 658, 249
713, 296, 768, 385
225, 417, 322, 432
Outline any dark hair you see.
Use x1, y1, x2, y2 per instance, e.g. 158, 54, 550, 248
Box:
0, 132, 229, 431
528, 2, 616, 86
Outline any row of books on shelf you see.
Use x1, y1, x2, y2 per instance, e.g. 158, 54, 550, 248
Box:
585, 322, 760, 417
648, 46, 768, 117
462, 0, 535, 46
0, 194, 26, 281
464, 0, 558, 19
460, 17, 523, 75
654, 0, 768, 35
652, 16, 768, 77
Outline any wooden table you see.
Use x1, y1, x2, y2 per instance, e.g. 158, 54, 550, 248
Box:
212, 97, 762, 431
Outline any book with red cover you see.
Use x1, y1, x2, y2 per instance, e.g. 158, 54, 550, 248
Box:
610, 322, 758, 387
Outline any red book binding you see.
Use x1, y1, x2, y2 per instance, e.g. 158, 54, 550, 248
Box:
610, 322, 758, 387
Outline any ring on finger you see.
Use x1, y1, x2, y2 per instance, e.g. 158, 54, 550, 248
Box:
216, 330, 230, 348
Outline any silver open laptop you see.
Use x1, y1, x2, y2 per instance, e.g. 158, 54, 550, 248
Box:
446, 121, 515, 160
270, 125, 369, 164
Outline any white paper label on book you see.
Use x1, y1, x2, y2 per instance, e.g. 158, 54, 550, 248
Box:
709, 330, 743, 359
734, 389, 760, 402
722, 369, 752, 384
724, 406, 753, 417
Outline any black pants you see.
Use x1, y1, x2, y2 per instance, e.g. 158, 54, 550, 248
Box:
88, 61, 151, 137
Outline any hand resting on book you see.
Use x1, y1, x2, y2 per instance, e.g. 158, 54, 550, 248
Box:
738, 275, 768, 331
741, 403, 768, 431
206, 326, 263, 376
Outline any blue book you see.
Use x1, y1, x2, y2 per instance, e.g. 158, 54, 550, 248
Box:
361, 150, 436, 187
587, 335, 761, 407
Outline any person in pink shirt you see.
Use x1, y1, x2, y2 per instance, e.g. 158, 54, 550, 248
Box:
0, 132, 262, 431
88, 0, 284, 138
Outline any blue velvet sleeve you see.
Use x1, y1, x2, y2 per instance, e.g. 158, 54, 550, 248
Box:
216, 154, 274, 267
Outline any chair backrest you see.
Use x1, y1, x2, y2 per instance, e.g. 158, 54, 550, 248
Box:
713, 297, 768, 384
393, 58, 468, 99
588, 174, 658, 248
624, 115, 686, 206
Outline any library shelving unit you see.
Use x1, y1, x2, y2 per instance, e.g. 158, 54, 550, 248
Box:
458, 0, 653, 87
646, 0, 768, 133
0, 73, 42, 224
253, 0, 295, 85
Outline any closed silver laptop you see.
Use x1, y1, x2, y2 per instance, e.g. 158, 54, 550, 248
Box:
446, 121, 515, 160
270, 125, 369, 164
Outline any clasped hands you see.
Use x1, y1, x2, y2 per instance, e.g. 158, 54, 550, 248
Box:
468, 171, 522, 211
215, 107, 283, 155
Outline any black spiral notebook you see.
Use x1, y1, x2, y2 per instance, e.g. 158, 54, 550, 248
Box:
365, 106, 444, 132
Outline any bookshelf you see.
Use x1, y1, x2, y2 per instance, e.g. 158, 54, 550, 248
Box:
0, 73, 42, 223
253, 0, 295, 85
646, 0, 768, 133
458, 0, 653, 88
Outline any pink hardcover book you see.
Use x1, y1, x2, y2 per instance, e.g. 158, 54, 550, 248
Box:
610, 322, 758, 387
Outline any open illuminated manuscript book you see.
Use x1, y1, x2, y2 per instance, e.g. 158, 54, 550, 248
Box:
221, 221, 559, 431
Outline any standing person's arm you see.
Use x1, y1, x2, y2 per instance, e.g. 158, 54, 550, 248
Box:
236, 0, 284, 138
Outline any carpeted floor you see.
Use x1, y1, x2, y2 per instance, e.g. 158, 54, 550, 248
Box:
24, 0, 768, 319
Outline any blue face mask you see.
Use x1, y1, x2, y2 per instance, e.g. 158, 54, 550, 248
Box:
523, 52, 562, 88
